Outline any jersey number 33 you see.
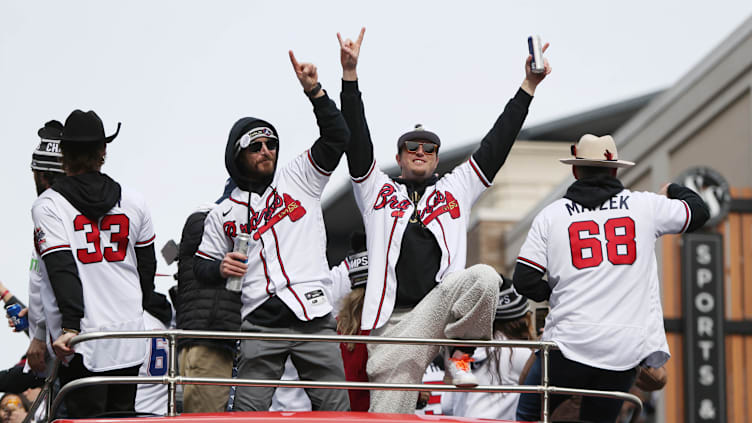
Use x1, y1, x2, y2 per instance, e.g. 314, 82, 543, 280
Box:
74, 214, 130, 264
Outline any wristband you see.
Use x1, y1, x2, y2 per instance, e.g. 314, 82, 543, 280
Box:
1, 290, 8, 300
62, 328, 80, 335
305, 82, 322, 98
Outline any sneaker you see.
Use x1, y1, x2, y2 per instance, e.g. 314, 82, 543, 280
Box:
444, 353, 478, 387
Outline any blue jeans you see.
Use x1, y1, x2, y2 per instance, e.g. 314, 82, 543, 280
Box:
516, 350, 637, 423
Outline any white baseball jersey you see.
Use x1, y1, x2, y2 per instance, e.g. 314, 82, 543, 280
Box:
197, 150, 334, 321
352, 157, 489, 330
28, 247, 48, 343
32, 187, 154, 372
517, 189, 690, 370
441, 334, 531, 420
327, 261, 351, 318
136, 311, 169, 416
270, 357, 312, 412
32, 245, 63, 361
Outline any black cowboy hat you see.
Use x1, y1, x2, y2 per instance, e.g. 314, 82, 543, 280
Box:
60, 109, 121, 143
37, 120, 64, 140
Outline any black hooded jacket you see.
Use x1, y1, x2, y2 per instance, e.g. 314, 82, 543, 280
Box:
193, 91, 350, 327
42, 172, 157, 331
176, 181, 242, 351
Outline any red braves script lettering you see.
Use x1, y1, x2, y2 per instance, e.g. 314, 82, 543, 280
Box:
373, 185, 461, 222
224, 193, 307, 240
223, 221, 237, 238
373, 184, 411, 218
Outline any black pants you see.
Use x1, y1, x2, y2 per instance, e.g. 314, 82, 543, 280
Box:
516, 350, 637, 423
57, 354, 140, 418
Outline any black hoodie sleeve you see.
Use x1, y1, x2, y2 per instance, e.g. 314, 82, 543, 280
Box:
135, 244, 157, 309
193, 256, 225, 285
471, 89, 532, 182
513, 262, 551, 302
308, 90, 351, 173
42, 250, 84, 331
340, 80, 375, 178
667, 183, 710, 232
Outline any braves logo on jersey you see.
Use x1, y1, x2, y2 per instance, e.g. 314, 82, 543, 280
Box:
33, 227, 47, 255
222, 192, 307, 240
373, 184, 460, 223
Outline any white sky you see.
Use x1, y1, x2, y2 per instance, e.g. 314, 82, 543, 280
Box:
2, 0, 751, 372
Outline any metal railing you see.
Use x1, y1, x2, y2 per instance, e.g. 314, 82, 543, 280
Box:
27, 330, 642, 423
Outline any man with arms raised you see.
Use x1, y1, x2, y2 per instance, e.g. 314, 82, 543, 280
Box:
337, 28, 551, 413
194, 51, 350, 411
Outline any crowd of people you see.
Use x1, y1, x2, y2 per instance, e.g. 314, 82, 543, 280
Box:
2, 28, 709, 423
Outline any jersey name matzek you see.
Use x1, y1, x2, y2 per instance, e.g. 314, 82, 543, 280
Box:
565, 194, 630, 216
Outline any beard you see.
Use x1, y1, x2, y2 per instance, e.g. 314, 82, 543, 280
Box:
238, 155, 277, 182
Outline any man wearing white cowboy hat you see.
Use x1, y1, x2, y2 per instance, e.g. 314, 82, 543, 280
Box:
513, 134, 709, 422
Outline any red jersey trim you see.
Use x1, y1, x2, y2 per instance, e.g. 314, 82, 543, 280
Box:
436, 218, 451, 267
372, 216, 399, 330
260, 250, 272, 296
40, 244, 70, 256
307, 150, 332, 177
135, 235, 156, 246
230, 195, 248, 207
680, 200, 691, 233
195, 250, 218, 260
271, 227, 310, 320
469, 156, 491, 188
517, 256, 546, 273
352, 160, 376, 184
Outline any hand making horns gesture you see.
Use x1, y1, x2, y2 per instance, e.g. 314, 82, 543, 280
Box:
337, 27, 366, 78
289, 50, 322, 97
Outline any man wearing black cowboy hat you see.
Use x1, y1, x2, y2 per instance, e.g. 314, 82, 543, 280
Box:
31, 110, 158, 418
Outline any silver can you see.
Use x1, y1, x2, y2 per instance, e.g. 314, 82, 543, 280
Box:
528, 35, 545, 74
226, 233, 251, 292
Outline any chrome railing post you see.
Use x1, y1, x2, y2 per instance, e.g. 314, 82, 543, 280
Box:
541, 344, 550, 423
167, 331, 178, 417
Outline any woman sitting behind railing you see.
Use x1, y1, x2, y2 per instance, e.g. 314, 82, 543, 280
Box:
441, 276, 535, 420
335, 232, 370, 412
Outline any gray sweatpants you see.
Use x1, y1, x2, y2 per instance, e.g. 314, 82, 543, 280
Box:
233, 314, 350, 412
367, 264, 500, 413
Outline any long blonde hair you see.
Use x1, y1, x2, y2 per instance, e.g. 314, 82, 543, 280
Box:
485, 312, 535, 384
337, 286, 366, 351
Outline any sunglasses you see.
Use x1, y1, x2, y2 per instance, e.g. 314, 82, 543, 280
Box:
247, 139, 278, 153
404, 141, 437, 154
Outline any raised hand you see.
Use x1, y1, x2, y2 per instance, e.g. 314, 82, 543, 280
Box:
522, 42, 552, 96
337, 27, 365, 80
289, 50, 322, 96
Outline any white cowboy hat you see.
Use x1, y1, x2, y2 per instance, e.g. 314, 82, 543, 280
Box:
559, 134, 635, 168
